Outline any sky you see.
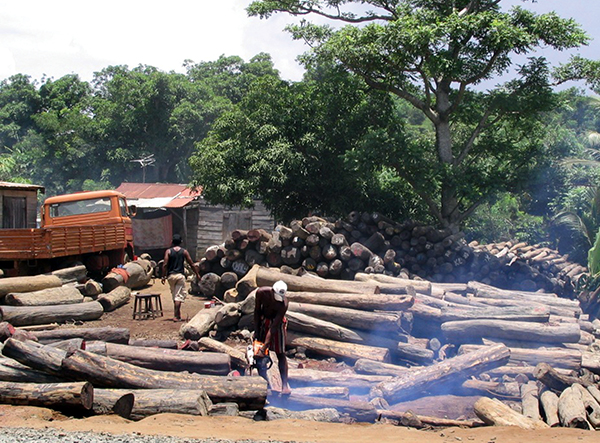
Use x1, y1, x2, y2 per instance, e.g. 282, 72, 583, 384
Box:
0, 0, 599, 85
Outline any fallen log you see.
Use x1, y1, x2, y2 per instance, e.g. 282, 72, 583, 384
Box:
558, 385, 590, 429
0, 380, 93, 410
4, 286, 84, 306
50, 265, 88, 284
395, 342, 434, 365
273, 393, 378, 422
128, 339, 178, 349
291, 386, 349, 400
460, 379, 520, 398
0, 356, 65, 383
371, 344, 510, 404
521, 381, 541, 420
534, 362, 595, 392
198, 337, 247, 369
353, 359, 414, 377
288, 367, 390, 393
540, 389, 560, 427
441, 319, 581, 344
0, 275, 63, 298
1, 338, 68, 376
85, 341, 231, 375
123, 260, 153, 289
285, 291, 414, 311
180, 307, 219, 340
289, 302, 403, 333
377, 409, 484, 428
0, 322, 15, 342
97, 286, 131, 312
354, 273, 431, 294
287, 333, 391, 363
61, 349, 267, 409
255, 266, 380, 294
440, 305, 551, 323
474, 397, 549, 429
573, 383, 600, 428
0, 301, 104, 327
286, 311, 363, 343
31, 327, 130, 344
91, 389, 134, 418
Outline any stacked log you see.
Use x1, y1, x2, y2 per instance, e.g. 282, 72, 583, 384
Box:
195, 212, 586, 301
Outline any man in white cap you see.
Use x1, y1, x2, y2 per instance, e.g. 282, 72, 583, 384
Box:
253, 279, 291, 394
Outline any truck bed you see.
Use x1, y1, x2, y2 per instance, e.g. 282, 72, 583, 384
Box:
0, 224, 127, 260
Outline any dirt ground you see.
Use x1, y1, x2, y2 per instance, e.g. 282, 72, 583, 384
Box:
1, 279, 599, 442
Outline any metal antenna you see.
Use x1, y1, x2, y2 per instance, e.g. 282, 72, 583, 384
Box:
131, 154, 156, 183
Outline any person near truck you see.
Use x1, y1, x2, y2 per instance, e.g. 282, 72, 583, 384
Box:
252, 280, 291, 395
161, 234, 200, 322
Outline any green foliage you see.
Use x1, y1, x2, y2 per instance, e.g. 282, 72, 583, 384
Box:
464, 193, 546, 245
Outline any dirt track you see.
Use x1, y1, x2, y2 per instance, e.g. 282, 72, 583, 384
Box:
1, 280, 599, 441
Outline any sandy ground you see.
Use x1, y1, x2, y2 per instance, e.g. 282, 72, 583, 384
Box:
1, 279, 599, 442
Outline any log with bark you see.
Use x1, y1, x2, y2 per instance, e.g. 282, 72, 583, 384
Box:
377, 409, 484, 428
353, 358, 414, 377
441, 319, 581, 344
123, 260, 153, 289
287, 333, 391, 363
291, 386, 349, 400
197, 337, 247, 369
474, 397, 549, 429
271, 393, 378, 422
50, 265, 88, 284
31, 326, 130, 345
558, 385, 590, 429
534, 362, 595, 392
180, 307, 219, 340
371, 344, 510, 404
354, 273, 431, 294
1, 338, 69, 376
0, 301, 104, 327
285, 291, 414, 311
540, 389, 561, 427
288, 367, 390, 394
573, 383, 600, 428
521, 381, 541, 420
0, 275, 63, 298
286, 311, 364, 343
97, 286, 131, 312
61, 349, 267, 409
0, 355, 65, 383
0, 380, 93, 410
4, 286, 84, 306
84, 341, 231, 375
91, 389, 134, 418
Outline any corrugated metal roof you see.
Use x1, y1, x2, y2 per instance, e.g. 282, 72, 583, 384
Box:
116, 183, 201, 209
0, 181, 45, 192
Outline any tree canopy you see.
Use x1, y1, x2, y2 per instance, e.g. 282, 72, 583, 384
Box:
246, 0, 600, 228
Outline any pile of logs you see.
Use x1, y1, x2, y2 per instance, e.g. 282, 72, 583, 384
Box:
180, 265, 600, 428
0, 260, 154, 328
194, 212, 587, 302
0, 325, 267, 419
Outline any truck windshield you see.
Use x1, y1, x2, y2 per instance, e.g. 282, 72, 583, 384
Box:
50, 197, 112, 217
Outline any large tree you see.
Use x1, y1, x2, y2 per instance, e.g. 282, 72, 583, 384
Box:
247, 0, 600, 228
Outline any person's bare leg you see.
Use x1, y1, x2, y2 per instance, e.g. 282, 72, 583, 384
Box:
174, 300, 182, 320
277, 352, 291, 394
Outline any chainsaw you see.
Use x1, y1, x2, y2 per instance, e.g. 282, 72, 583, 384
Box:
245, 339, 273, 378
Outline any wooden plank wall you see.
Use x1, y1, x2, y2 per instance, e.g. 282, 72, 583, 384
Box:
0, 190, 39, 229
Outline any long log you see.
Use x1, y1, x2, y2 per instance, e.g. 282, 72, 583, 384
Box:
31, 326, 130, 344
273, 393, 378, 422
97, 286, 131, 312
287, 333, 391, 363
180, 307, 219, 340
521, 381, 541, 420
123, 260, 152, 289
198, 337, 247, 369
558, 385, 590, 429
86, 341, 231, 375
441, 319, 581, 344
2, 338, 68, 376
95, 388, 212, 420
573, 383, 600, 428
0, 301, 104, 327
291, 386, 349, 400
534, 362, 595, 391
50, 265, 88, 284
288, 302, 403, 333
371, 344, 510, 404
128, 339, 178, 349
459, 344, 582, 371
0, 356, 65, 383
286, 311, 363, 342
288, 367, 390, 393
4, 286, 84, 306
255, 266, 380, 294
354, 273, 432, 294
377, 409, 484, 428
440, 305, 551, 323
285, 291, 414, 311
353, 358, 414, 377
0, 275, 63, 298
0, 380, 93, 410
474, 397, 549, 429
61, 349, 267, 409
92, 389, 134, 418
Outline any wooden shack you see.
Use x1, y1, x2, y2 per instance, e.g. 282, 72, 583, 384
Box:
116, 183, 275, 261
0, 182, 45, 229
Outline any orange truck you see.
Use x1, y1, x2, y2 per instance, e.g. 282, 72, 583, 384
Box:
0, 190, 136, 277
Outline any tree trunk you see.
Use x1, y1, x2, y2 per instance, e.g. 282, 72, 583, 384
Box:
123, 261, 152, 289
440, 305, 551, 323
442, 319, 581, 344
4, 286, 84, 306
540, 389, 560, 427
558, 385, 590, 429
0, 356, 65, 383
97, 286, 131, 312
474, 397, 549, 429
180, 308, 218, 340
521, 381, 541, 421
372, 344, 510, 404
85, 341, 231, 375
534, 362, 594, 392
377, 409, 483, 428
291, 386, 349, 400
573, 383, 600, 428
353, 358, 413, 377
287, 333, 391, 363
31, 326, 130, 344
286, 311, 363, 343
354, 273, 432, 294
1, 338, 68, 376
61, 349, 267, 410
50, 265, 88, 284
92, 389, 134, 418
128, 339, 178, 349
0, 301, 104, 327
0, 380, 93, 410
285, 291, 414, 311
0, 275, 63, 298
272, 393, 378, 422
197, 337, 247, 370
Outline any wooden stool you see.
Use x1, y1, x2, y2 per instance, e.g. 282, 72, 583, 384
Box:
133, 293, 163, 320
